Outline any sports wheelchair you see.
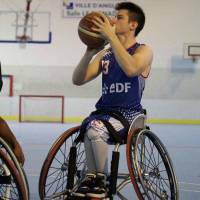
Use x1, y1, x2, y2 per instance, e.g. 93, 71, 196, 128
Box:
0, 137, 29, 200
39, 111, 179, 200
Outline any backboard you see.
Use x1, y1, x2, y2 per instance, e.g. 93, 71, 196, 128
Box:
0, 10, 51, 44
183, 43, 200, 62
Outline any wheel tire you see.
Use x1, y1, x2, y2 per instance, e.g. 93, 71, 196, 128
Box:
39, 126, 86, 199
127, 128, 179, 200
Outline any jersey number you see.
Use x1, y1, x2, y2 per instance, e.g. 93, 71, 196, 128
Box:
102, 60, 110, 74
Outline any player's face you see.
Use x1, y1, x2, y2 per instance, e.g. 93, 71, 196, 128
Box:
114, 9, 136, 36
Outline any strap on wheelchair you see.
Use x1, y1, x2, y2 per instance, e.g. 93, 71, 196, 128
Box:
100, 119, 124, 144
75, 109, 130, 144
91, 109, 130, 133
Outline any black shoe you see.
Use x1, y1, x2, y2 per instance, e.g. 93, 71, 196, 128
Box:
86, 173, 107, 198
72, 173, 96, 197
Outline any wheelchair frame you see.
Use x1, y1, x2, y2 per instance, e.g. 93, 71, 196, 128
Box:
39, 113, 179, 200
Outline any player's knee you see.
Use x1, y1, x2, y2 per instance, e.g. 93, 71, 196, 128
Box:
85, 127, 102, 141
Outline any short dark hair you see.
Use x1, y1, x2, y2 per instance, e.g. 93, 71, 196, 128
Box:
115, 2, 145, 36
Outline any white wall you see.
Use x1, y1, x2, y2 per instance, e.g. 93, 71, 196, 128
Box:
0, 0, 200, 67
0, 0, 200, 123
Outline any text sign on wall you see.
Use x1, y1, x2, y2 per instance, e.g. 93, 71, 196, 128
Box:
62, 0, 127, 18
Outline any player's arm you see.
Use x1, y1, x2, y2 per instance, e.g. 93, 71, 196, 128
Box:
72, 48, 105, 86
91, 13, 153, 77
110, 42, 153, 77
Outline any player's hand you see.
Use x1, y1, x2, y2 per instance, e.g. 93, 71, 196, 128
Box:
91, 12, 116, 41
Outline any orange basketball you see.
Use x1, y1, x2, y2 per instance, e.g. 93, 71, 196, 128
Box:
78, 12, 110, 48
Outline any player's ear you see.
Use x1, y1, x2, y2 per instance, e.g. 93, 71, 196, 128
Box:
130, 21, 138, 31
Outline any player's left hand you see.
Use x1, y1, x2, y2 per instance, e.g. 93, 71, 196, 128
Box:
91, 12, 116, 41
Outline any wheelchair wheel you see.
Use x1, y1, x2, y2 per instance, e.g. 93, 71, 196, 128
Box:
39, 126, 86, 199
0, 137, 29, 199
126, 128, 179, 200
0, 148, 27, 199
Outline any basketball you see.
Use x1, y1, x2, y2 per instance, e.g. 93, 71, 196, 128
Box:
78, 12, 110, 48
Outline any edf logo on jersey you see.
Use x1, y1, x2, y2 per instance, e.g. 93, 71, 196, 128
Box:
102, 82, 131, 94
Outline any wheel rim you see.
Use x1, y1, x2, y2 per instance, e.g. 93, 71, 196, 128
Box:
0, 149, 26, 200
134, 129, 177, 200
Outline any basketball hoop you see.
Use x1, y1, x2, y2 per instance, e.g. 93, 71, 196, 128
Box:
17, 34, 32, 42
16, 35, 31, 49
183, 43, 200, 63
16, 35, 31, 43
191, 55, 198, 63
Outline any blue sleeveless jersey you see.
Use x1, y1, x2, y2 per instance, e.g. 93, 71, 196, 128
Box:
96, 43, 145, 117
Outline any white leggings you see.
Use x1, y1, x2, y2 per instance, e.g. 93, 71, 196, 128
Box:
84, 127, 108, 174
84, 117, 124, 174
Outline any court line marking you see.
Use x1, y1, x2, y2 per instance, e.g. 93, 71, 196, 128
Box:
3, 115, 200, 125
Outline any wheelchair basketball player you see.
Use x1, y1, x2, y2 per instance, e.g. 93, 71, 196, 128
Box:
0, 63, 25, 165
72, 2, 153, 198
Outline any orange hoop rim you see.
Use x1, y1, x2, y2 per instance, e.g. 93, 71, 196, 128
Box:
16, 35, 32, 42
191, 55, 199, 63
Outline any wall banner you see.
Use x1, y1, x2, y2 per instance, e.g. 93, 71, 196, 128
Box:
62, 0, 127, 18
